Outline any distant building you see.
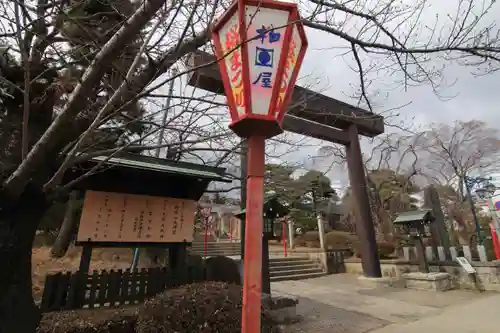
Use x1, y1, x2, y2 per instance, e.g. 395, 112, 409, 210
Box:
197, 203, 241, 241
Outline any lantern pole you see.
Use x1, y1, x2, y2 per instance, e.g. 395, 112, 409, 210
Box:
241, 134, 266, 333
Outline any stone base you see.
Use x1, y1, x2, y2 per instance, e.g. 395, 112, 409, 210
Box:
357, 275, 395, 287
262, 293, 299, 323
403, 272, 453, 291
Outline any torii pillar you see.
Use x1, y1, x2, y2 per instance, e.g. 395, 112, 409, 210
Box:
346, 125, 381, 277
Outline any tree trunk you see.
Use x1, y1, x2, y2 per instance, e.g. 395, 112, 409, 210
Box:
51, 191, 80, 258
0, 185, 48, 333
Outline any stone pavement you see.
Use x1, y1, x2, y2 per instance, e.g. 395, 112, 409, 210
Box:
369, 293, 500, 333
272, 274, 498, 333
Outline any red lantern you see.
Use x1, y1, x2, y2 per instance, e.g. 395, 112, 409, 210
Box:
212, 0, 308, 139
211, 2, 308, 332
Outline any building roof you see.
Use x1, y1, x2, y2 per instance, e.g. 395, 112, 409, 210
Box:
90, 154, 231, 182
64, 152, 231, 199
394, 209, 434, 224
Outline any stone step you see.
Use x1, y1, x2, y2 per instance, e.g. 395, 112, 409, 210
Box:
190, 245, 240, 248
190, 248, 240, 252
270, 267, 324, 278
190, 248, 240, 253
189, 251, 241, 257
191, 242, 241, 245
191, 243, 241, 246
191, 250, 240, 257
270, 271, 327, 282
269, 256, 311, 262
269, 263, 319, 271
269, 259, 313, 267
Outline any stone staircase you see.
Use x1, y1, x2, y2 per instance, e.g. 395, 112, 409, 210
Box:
270, 257, 326, 282
189, 241, 327, 282
189, 241, 241, 257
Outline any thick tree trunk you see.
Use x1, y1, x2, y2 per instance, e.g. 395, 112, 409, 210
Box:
0, 185, 48, 333
51, 191, 80, 258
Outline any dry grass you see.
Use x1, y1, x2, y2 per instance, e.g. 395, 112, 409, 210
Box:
32, 246, 136, 300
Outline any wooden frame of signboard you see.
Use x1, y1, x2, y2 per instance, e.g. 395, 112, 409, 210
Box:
76, 190, 197, 274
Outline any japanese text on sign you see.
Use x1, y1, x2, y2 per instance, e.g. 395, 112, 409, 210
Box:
256, 25, 281, 44
276, 37, 298, 111
77, 191, 196, 243
224, 25, 245, 107
252, 25, 281, 89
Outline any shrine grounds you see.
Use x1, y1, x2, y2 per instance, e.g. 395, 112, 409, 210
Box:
273, 274, 500, 333
33, 246, 500, 333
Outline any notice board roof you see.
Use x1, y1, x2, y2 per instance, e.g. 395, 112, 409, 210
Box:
64, 153, 231, 200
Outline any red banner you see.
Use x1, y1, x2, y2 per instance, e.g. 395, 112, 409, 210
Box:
490, 223, 500, 260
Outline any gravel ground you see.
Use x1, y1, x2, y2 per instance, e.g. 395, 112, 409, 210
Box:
282, 296, 390, 333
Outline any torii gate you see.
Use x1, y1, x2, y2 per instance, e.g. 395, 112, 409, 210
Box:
186, 51, 384, 277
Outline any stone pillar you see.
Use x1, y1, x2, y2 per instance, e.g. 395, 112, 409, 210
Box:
450, 246, 458, 261
437, 246, 446, 261
288, 219, 295, 249
425, 246, 434, 261
403, 247, 411, 261
462, 245, 472, 262
477, 245, 488, 262
317, 214, 325, 250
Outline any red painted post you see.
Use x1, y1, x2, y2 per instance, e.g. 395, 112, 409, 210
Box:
490, 223, 500, 260
241, 135, 265, 333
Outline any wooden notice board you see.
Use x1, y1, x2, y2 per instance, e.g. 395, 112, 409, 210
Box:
77, 191, 196, 243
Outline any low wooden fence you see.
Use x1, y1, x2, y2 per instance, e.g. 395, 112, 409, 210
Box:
41, 266, 204, 312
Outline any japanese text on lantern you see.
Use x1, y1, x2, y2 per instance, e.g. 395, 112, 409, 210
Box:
252, 25, 281, 89
276, 37, 298, 112
224, 25, 245, 108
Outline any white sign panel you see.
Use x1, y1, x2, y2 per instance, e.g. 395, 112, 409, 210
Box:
245, 6, 289, 115
456, 257, 476, 274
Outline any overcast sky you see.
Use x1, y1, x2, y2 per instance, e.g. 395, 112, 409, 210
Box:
276, 0, 500, 191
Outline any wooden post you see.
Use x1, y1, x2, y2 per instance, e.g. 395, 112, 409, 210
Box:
345, 125, 381, 278
261, 236, 271, 295
78, 245, 92, 274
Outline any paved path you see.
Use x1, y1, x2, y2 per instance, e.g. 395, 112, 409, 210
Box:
369, 293, 500, 333
272, 274, 497, 333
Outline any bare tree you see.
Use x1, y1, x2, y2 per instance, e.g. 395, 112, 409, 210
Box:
414, 120, 500, 199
